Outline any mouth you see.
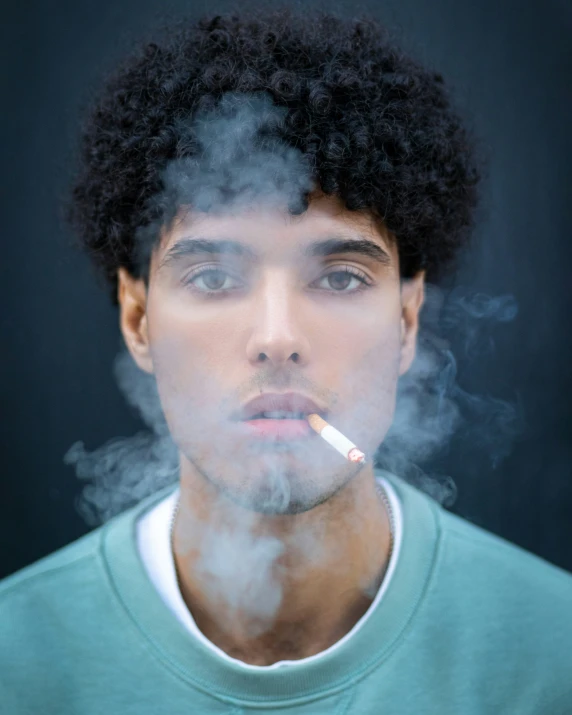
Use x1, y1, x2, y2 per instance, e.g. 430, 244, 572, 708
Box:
233, 393, 328, 441
236, 415, 315, 441
248, 411, 309, 420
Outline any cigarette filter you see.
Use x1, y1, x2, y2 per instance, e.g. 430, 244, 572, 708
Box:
307, 413, 366, 464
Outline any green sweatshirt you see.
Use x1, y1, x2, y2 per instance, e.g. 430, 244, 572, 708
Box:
1, 473, 571, 714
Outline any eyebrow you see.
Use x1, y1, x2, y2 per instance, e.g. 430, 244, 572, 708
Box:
303, 237, 392, 265
159, 233, 392, 268
159, 238, 256, 267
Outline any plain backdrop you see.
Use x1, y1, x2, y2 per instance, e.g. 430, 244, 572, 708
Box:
1, 0, 571, 579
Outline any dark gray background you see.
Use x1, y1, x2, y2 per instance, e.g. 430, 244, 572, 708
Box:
1, 0, 571, 579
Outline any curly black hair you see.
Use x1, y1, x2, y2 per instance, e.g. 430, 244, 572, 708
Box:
67, 6, 482, 303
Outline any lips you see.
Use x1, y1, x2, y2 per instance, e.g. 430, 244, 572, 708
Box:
230, 393, 328, 442
236, 392, 327, 422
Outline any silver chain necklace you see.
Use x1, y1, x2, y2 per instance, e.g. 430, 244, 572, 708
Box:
170, 480, 395, 560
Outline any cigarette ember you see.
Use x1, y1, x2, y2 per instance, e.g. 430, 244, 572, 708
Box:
307, 414, 366, 464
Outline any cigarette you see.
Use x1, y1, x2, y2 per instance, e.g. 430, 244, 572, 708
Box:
307, 414, 366, 464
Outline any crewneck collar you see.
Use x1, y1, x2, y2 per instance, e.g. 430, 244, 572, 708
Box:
102, 472, 441, 706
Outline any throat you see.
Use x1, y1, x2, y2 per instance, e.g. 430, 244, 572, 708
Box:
172, 463, 392, 666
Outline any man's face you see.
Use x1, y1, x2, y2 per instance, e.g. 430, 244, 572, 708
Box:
120, 192, 424, 514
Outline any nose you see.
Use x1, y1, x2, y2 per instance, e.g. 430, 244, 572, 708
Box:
245, 271, 310, 367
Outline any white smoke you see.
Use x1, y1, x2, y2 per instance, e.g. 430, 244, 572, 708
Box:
64, 350, 178, 525
374, 284, 522, 506
134, 91, 316, 276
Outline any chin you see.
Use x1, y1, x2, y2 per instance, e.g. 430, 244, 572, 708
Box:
225, 487, 331, 515
185, 442, 358, 514
218, 465, 352, 516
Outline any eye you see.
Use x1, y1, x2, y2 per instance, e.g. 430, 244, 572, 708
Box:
313, 267, 372, 292
183, 267, 240, 293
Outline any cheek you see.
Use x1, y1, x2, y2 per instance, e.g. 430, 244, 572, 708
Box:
336, 320, 402, 452
146, 286, 230, 370
347, 331, 401, 409
145, 297, 227, 426
312, 284, 401, 346
314, 290, 402, 387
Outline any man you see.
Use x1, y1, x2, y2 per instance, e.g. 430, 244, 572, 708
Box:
1, 7, 571, 714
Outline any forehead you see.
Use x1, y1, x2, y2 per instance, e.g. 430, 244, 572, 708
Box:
158, 193, 395, 258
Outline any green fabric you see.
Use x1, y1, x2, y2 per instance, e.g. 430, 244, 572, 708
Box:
1, 473, 571, 714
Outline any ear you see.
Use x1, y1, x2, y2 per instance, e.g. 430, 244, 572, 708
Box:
117, 267, 154, 374
398, 272, 425, 376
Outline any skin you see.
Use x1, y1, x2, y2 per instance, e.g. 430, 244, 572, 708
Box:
118, 190, 425, 665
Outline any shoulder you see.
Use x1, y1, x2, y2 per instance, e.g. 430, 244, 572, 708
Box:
430, 505, 572, 709
0, 526, 110, 702
0, 486, 171, 661
387, 472, 572, 610
437, 506, 572, 607
0, 525, 104, 597
385, 473, 572, 710
0, 525, 109, 644
0, 484, 173, 609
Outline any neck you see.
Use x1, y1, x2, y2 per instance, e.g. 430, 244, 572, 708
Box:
172, 461, 392, 666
